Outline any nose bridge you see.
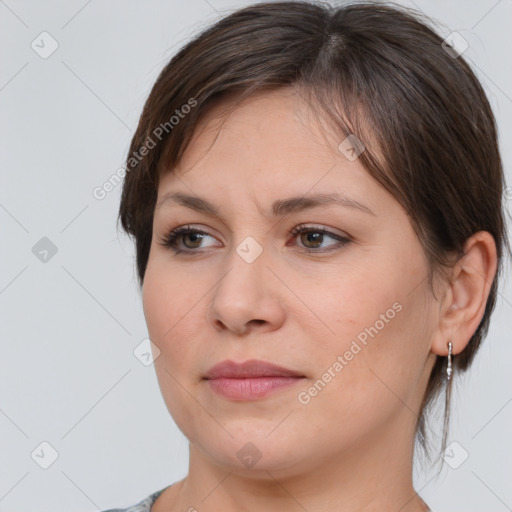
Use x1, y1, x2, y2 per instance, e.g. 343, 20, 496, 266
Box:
208, 235, 284, 333
216, 236, 267, 307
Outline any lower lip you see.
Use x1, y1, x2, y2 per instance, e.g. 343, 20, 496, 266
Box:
206, 376, 304, 400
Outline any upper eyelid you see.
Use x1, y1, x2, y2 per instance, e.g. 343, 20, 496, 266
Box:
163, 224, 349, 247
165, 223, 345, 238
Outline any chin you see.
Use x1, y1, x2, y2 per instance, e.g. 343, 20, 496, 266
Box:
191, 426, 311, 474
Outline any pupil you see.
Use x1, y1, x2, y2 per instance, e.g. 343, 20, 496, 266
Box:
303, 232, 322, 247
185, 233, 202, 247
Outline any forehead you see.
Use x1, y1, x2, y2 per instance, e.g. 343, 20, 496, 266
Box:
155, 87, 391, 219
182, 88, 337, 163
163, 89, 361, 178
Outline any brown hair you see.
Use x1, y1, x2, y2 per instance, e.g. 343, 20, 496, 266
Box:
118, 1, 511, 460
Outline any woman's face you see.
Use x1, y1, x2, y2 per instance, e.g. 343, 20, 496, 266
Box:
143, 87, 438, 475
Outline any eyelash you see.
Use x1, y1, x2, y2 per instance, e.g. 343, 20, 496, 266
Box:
159, 224, 351, 255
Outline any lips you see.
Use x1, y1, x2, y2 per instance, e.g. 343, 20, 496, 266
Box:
203, 359, 305, 400
204, 359, 304, 379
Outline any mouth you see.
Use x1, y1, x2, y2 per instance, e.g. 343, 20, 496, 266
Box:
203, 359, 306, 400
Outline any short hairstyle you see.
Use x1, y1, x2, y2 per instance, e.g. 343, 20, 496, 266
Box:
118, 1, 511, 459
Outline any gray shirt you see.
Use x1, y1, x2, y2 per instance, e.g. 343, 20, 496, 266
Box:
101, 485, 172, 512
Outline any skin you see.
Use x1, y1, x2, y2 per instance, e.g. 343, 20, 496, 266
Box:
143, 87, 497, 512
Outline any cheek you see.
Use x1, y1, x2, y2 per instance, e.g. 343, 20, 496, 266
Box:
306, 252, 431, 409
310, 261, 405, 352
142, 261, 203, 362
295, 307, 425, 450
142, 264, 208, 440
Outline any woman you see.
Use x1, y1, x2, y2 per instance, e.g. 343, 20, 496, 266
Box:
105, 1, 509, 510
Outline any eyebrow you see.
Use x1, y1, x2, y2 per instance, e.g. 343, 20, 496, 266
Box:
155, 191, 375, 217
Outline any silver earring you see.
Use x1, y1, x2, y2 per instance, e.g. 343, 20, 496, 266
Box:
446, 341, 453, 381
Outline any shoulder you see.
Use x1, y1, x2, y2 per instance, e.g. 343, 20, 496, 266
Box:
101, 485, 171, 512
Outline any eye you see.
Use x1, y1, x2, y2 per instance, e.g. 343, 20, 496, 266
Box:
289, 225, 351, 253
159, 224, 351, 255
159, 225, 219, 254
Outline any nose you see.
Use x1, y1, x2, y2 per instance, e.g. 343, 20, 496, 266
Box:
207, 244, 286, 335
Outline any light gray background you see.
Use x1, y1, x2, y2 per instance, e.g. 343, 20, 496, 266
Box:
1, 1, 511, 511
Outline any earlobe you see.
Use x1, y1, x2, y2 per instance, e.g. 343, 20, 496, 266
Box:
431, 231, 498, 357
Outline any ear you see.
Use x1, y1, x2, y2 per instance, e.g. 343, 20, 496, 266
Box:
431, 231, 498, 357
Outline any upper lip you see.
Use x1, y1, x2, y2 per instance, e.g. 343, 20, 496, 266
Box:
204, 359, 304, 379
